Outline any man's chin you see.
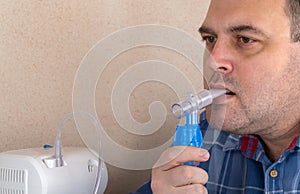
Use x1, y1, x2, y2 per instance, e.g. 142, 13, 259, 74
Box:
208, 120, 240, 134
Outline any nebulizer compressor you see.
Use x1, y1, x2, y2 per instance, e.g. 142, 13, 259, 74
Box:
0, 112, 107, 194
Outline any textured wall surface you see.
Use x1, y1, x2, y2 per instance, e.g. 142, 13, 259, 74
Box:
0, 0, 210, 193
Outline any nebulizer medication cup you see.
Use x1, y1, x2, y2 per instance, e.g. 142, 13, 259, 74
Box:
172, 89, 227, 165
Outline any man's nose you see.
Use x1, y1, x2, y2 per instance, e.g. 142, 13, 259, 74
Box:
208, 40, 234, 75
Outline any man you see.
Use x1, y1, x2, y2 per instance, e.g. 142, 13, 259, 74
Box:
132, 0, 300, 193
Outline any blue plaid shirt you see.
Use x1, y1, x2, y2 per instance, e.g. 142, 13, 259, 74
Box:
131, 114, 300, 194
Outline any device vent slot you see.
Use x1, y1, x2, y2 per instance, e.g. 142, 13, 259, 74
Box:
0, 188, 24, 194
0, 168, 27, 194
0, 168, 25, 183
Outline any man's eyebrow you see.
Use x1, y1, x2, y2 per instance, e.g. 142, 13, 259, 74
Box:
198, 26, 217, 36
198, 25, 269, 39
228, 25, 269, 38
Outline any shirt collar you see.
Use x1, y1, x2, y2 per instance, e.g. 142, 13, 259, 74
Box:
222, 133, 300, 158
222, 133, 241, 151
288, 134, 300, 149
297, 136, 300, 147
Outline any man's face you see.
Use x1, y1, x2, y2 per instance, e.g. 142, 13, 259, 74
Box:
201, 0, 300, 135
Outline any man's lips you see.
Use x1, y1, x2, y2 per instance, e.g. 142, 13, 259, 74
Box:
209, 84, 236, 96
213, 92, 235, 104
209, 85, 236, 104
225, 90, 236, 95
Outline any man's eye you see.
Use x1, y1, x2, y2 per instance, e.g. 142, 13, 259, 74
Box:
238, 36, 256, 44
202, 36, 217, 44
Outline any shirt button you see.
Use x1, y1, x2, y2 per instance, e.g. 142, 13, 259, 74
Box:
270, 169, 278, 178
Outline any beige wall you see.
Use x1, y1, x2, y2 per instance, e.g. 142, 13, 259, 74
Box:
0, 0, 210, 193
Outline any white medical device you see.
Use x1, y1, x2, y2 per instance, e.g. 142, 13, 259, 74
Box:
0, 146, 108, 194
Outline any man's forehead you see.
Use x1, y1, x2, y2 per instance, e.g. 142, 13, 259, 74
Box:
208, 0, 286, 9
202, 0, 289, 34
205, 0, 287, 19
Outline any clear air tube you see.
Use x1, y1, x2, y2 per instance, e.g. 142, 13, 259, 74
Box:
52, 112, 104, 194
172, 89, 227, 119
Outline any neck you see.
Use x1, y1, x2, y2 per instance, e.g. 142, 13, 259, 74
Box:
259, 123, 300, 162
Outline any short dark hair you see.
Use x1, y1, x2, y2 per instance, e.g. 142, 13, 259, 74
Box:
286, 0, 300, 42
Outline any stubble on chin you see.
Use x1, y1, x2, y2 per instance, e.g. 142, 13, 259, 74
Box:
206, 102, 253, 134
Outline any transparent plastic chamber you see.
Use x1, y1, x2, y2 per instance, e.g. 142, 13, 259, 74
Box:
172, 89, 227, 119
